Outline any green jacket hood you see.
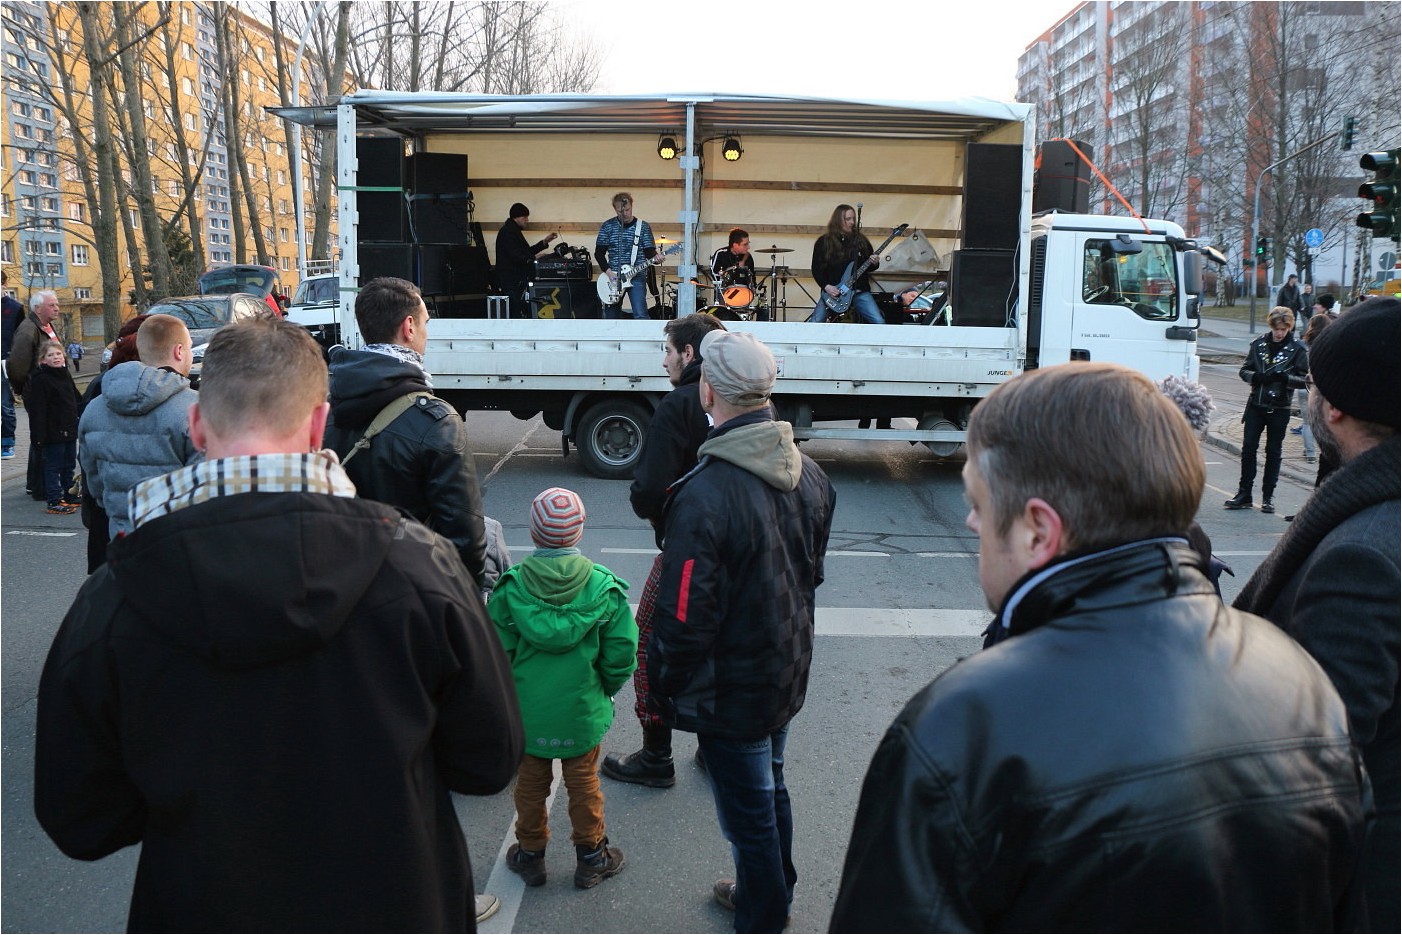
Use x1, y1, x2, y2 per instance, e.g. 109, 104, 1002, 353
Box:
493, 555, 629, 652
698, 419, 801, 491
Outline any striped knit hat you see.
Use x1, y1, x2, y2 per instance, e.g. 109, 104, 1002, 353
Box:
529, 487, 586, 548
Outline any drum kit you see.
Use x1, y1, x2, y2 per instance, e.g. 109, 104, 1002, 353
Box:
661, 244, 796, 322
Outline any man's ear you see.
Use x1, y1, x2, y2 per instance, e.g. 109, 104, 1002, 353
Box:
307, 401, 330, 452
698, 375, 714, 411
397, 313, 417, 345
188, 401, 207, 452
1020, 497, 1065, 570
681, 344, 697, 367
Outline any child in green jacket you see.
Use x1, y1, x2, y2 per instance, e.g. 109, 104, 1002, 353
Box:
488, 487, 638, 889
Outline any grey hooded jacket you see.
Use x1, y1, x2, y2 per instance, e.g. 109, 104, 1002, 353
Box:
78, 361, 199, 538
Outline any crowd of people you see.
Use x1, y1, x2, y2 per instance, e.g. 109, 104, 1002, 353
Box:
10, 269, 1399, 933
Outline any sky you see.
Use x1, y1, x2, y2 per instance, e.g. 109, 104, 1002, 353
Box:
567, 0, 1063, 102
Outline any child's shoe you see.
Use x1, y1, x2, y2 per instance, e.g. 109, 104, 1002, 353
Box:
506, 843, 546, 887
574, 839, 625, 889
45, 502, 77, 515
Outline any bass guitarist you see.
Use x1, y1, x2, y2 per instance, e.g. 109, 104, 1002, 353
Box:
595, 192, 659, 320
807, 204, 883, 324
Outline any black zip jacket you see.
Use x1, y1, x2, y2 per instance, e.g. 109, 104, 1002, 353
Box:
325, 347, 488, 586
629, 358, 709, 544
1239, 332, 1309, 410
831, 540, 1368, 932
24, 363, 81, 444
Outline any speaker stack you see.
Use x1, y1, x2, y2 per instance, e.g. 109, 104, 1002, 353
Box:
354, 139, 491, 317
1033, 139, 1093, 215
953, 143, 1021, 327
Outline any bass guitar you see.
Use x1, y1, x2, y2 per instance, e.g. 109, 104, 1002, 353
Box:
596, 242, 684, 306
820, 223, 908, 316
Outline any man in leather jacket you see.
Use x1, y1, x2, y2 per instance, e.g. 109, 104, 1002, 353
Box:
325, 277, 488, 588
831, 362, 1367, 933
1225, 306, 1309, 513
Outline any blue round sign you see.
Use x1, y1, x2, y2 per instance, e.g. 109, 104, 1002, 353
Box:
1304, 228, 1324, 248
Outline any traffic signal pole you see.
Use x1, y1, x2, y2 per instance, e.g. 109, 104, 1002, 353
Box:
1248, 129, 1338, 333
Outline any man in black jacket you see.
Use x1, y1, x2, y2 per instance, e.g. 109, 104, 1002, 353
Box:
324, 277, 489, 588
1225, 305, 1309, 513
1235, 296, 1400, 931
649, 331, 836, 932
831, 362, 1367, 933
34, 318, 524, 932
605, 313, 726, 788
494, 202, 557, 319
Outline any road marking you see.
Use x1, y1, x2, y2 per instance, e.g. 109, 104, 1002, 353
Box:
827, 549, 888, 557
480, 416, 545, 486
479, 762, 563, 935
509, 546, 975, 559
601, 547, 661, 555
815, 607, 989, 637
1214, 550, 1271, 556
916, 551, 976, 558
6, 530, 79, 538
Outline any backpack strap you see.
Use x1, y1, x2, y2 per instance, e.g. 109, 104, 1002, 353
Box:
341, 391, 434, 465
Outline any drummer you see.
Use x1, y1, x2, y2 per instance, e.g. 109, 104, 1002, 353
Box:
710, 228, 755, 279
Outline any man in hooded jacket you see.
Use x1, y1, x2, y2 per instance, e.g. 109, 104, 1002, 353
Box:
34, 317, 523, 932
648, 331, 836, 933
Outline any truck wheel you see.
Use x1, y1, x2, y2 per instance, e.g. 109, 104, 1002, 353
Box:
576, 400, 650, 479
918, 414, 964, 459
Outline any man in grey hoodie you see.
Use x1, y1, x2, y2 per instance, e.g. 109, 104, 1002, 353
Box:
648, 331, 836, 932
78, 314, 199, 540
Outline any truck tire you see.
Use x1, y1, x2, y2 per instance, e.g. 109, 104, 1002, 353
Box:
919, 414, 964, 458
576, 400, 650, 480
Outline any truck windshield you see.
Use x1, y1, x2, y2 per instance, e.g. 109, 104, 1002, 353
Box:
1081, 241, 1177, 321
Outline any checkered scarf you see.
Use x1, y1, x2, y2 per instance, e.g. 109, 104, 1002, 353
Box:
128, 450, 357, 531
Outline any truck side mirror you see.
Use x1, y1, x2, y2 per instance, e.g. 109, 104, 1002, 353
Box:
1106, 234, 1142, 255
1183, 251, 1203, 296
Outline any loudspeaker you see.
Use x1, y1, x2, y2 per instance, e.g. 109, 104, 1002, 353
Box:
962, 143, 1023, 251
1034, 139, 1093, 214
359, 243, 413, 282
951, 249, 1015, 327
357, 138, 408, 242
531, 280, 601, 320
407, 152, 469, 243
416, 243, 481, 295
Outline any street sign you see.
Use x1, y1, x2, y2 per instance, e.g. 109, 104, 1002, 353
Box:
1381, 251, 1396, 270
1304, 228, 1324, 248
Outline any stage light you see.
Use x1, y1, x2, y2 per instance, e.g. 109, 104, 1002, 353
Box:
722, 137, 743, 162
657, 136, 678, 160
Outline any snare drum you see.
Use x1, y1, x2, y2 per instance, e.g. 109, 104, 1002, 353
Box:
718, 266, 756, 308
701, 305, 753, 322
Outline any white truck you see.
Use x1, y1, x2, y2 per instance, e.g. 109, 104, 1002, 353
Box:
279, 93, 1211, 478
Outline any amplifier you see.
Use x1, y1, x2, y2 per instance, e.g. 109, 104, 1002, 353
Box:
533, 257, 590, 280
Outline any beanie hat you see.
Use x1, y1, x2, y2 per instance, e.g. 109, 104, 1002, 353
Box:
699, 331, 777, 406
529, 487, 586, 548
509, 202, 530, 219
1306, 296, 1399, 428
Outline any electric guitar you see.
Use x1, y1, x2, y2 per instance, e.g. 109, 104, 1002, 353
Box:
596, 242, 684, 306
820, 224, 909, 315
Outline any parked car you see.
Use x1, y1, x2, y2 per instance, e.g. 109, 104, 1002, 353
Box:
197, 264, 286, 317
285, 272, 341, 349
101, 294, 271, 386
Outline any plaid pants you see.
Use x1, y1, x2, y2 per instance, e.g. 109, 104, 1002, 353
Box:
632, 554, 665, 728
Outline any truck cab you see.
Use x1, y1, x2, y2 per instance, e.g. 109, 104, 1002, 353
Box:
1030, 213, 1201, 382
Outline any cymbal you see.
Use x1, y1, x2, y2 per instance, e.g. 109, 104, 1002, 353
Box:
656, 236, 676, 244
755, 246, 793, 254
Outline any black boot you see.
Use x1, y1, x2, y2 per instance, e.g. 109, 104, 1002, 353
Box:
601, 725, 675, 788
1260, 494, 1275, 514
1223, 491, 1252, 510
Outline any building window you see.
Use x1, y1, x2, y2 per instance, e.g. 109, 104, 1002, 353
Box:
74, 288, 92, 300
41, 197, 57, 212
44, 241, 60, 255
71, 244, 89, 265
68, 203, 84, 222
0, 241, 11, 263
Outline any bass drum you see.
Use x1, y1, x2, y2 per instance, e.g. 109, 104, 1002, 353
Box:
718, 266, 756, 308
701, 305, 747, 322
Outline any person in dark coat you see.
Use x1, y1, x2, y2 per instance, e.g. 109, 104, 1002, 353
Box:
34, 317, 524, 932
1225, 305, 1309, 513
23, 341, 81, 513
1235, 296, 1400, 931
324, 276, 489, 588
494, 203, 557, 319
1, 270, 24, 458
604, 313, 725, 789
830, 362, 1368, 933
1276, 272, 1303, 316
650, 331, 836, 932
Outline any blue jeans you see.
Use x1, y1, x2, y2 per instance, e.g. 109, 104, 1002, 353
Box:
1, 374, 13, 447
807, 290, 883, 324
41, 440, 75, 504
698, 724, 795, 933
604, 277, 649, 320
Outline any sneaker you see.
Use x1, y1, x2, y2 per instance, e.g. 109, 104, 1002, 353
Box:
574, 840, 625, 889
601, 747, 675, 788
474, 894, 500, 924
714, 879, 791, 925
1223, 493, 1252, 510
1, 447, 13, 459
45, 502, 77, 515
59, 494, 82, 506
1289, 425, 1303, 435
1260, 500, 1275, 514
1305, 455, 1317, 463
506, 843, 546, 887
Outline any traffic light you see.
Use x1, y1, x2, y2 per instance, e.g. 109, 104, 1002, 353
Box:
1340, 116, 1357, 151
1357, 149, 1400, 242
1255, 236, 1272, 266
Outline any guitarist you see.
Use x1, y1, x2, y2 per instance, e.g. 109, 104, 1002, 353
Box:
595, 192, 659, 320
807, 204, 883, 324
